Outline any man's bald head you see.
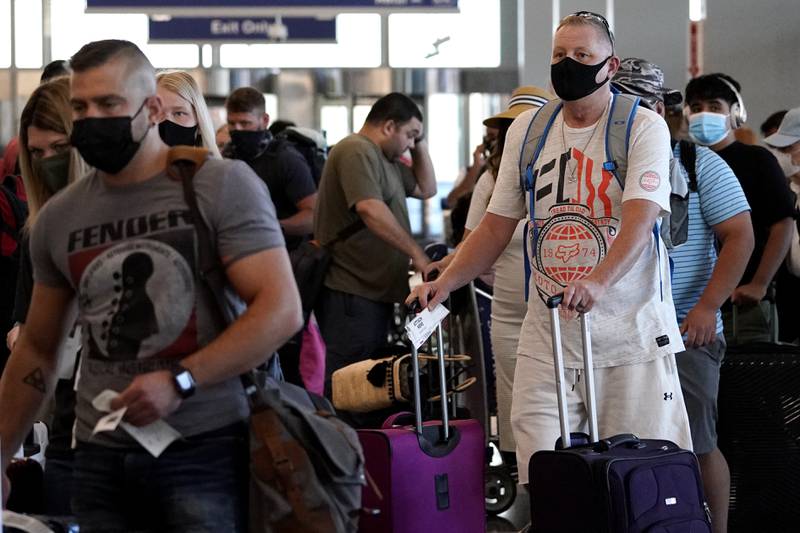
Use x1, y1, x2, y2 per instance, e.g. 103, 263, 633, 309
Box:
70, 39, 155, 98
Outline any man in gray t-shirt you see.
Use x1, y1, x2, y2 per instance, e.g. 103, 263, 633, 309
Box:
0, 40, 302, 531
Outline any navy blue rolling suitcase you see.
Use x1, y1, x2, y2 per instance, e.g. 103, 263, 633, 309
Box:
528, 296, 711, 533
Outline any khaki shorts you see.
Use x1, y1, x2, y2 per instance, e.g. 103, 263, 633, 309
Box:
511, 354, 693, 484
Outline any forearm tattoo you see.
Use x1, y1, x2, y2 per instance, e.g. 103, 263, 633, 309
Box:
22, 368, 47, 394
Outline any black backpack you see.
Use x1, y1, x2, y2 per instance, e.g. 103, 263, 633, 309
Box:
273, 127, 328, 185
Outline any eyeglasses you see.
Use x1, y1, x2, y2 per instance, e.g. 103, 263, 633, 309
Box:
569, 10, 615, 48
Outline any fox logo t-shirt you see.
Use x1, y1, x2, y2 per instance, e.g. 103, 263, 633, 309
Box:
488, 97, 684, 368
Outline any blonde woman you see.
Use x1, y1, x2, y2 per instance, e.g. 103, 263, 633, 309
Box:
156, 70, 221, 158
8, 75, 90, 516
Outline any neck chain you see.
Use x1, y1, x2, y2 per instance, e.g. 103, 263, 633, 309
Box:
561, 102, 608, 183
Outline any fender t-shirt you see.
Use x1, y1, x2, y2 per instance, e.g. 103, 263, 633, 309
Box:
30, 158, 284, 447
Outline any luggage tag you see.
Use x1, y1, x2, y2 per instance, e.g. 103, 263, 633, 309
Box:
91, 389, 181, 457
405, 303, 449, 350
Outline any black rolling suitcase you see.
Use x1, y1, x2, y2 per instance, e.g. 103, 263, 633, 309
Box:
718, 341, 800, 532
528, 295, 711, 533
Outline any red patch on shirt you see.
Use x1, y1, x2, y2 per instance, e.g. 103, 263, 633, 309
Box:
639, 171, 660, 192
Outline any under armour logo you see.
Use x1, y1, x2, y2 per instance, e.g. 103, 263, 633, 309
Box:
664, 392, 673, 401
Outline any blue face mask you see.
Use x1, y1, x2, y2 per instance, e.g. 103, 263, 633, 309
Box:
687, 112, 730, 146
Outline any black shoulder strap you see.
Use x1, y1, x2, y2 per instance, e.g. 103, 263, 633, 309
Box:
679, 140, 698, 192
327, 218, 366, 247
167, 147, 279, 402
166, 147, 231, 325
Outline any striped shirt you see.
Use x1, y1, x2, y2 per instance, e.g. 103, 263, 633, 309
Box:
669, 144, 750, 335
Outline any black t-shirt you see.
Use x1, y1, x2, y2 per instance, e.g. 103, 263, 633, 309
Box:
231, 138, 316, 251
716, 141, 795, 285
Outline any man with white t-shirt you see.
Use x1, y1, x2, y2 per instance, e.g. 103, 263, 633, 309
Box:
407, 11, 692, 484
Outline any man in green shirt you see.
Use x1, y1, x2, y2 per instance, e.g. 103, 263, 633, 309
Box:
313, 92, 436, 403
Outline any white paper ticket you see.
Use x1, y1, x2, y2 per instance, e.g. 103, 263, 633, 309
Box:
120, 420, 182, 458
405, 303, 450, 350
91, 389, 181, 457
92, 407, 128, 436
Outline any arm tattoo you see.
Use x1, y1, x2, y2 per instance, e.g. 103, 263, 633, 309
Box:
22, 368, 47, 394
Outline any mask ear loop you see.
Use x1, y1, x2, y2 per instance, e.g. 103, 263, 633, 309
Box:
132, 96, 156, 143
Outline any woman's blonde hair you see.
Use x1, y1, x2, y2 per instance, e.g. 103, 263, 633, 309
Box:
157, 70, 221, 159
18, 77, 90, 228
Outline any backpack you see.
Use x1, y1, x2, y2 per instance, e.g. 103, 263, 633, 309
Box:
273, 126, 328, 185
1, 175, 28, 259
661, 140, 698, 251
518, 92, 659, 300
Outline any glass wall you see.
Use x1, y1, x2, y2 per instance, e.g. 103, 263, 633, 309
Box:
51, 0, 199, 68
388, 0, 500, 68
220, 15, 381, 69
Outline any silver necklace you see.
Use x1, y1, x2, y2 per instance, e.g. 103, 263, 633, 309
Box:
561, 103, 608, 183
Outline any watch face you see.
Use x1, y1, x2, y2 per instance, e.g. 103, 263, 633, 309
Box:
175, 371, 194, 392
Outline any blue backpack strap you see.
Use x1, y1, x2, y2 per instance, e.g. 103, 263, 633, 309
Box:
518, 99, 562, 302
519, 99, 562, 195
603, 93, 640, 188
603, 93, 668, 300
522, 219, 531, 302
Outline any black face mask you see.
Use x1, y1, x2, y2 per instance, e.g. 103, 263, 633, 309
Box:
230, 129, 268, 161
33, 151, 71, 194
159, 120, 199, 148
550, 56, 611, 101
70, 100, 149, 174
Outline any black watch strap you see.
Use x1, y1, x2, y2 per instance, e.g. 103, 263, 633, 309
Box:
172, 365, 196, 399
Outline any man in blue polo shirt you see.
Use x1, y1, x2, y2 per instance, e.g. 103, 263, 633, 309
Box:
613, 58, 754, 533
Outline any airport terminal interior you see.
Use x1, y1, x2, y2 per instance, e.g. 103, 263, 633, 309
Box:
0, 1, 799, 532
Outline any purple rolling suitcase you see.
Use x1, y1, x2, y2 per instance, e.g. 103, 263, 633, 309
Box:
357, 316, 485, 533
529, 295, 711, 533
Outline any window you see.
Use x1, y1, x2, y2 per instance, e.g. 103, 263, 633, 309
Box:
14, 0, 42, 68
426, 93, 462, 237
264, 93, 278, 123
320, 105, 349, 146
388, 0, 500, 68
220, 14, 380, 69
0, 0, 10, 68
50, 0, 198, 68
353, 104, 372, 132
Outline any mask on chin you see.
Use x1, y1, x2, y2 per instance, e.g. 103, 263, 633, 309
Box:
70, 99, 150, 174
550, 56, 612, 101
687, 112, 730, 146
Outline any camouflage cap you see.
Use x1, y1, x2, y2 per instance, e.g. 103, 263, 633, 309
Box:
612, 57, 682, 107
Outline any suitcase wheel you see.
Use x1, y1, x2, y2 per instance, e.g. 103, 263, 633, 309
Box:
485, 465, 516, 515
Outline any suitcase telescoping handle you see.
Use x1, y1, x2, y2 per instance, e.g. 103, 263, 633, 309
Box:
546, 295, 599, 449
408, 300, 450, 441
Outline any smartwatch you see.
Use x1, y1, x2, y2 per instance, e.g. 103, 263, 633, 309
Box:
172, 365, 196, 399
